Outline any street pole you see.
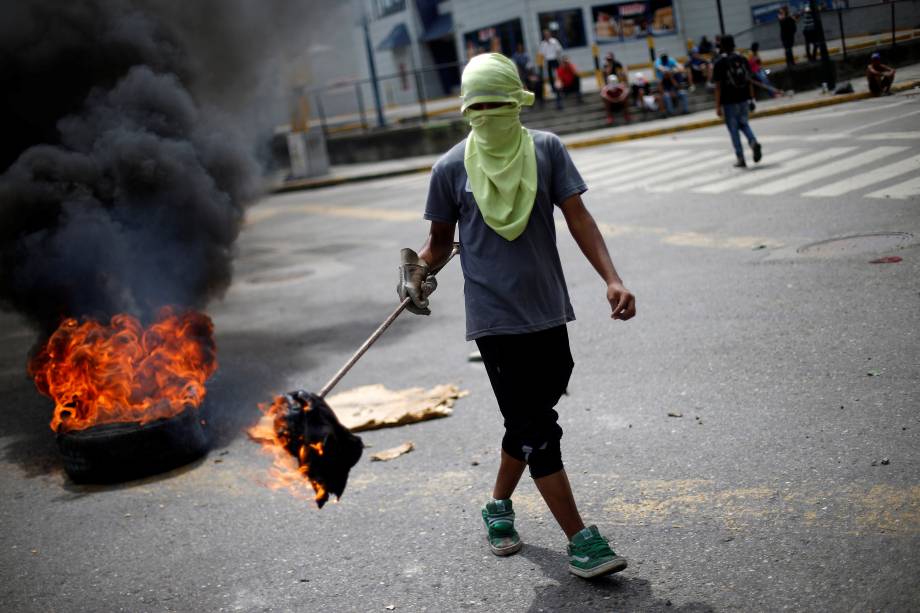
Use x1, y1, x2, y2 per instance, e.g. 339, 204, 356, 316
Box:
837, 9, 846, 61
891, 1, 896, 51
810, 0, 835, 90
715, 0, 725, 35
361, 14, 386, 128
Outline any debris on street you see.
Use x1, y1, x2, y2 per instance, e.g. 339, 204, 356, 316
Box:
326, 384, 468, 432
370, 441, 415, 462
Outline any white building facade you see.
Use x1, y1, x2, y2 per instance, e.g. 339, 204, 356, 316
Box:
354, 0, 768, 105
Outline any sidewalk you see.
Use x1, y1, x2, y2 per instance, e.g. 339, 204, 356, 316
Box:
273, 62, 920, 193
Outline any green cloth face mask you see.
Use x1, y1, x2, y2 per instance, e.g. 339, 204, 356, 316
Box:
461, 53, 537, 241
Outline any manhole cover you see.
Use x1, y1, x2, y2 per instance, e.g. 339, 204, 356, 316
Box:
796, 233, 913, 256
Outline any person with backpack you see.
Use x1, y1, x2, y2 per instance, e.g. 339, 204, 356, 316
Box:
712, 35, 762, 168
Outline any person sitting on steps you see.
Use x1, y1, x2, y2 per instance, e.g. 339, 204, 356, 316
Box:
554, 55, 582, 108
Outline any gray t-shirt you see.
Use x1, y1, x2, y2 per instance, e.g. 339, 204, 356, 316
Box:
424, 130, 586, 340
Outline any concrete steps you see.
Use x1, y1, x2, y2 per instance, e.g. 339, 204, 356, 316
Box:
521, 88, 716, 136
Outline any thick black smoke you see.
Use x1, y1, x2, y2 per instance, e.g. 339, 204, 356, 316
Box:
0, 0, 305, 331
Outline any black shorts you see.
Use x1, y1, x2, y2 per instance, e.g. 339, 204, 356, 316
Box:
475, 325, 574, 478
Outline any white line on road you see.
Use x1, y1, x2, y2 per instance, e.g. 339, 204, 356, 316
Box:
580, 149, 688, 183
803, 153, 920, 197
610, 150, 729, 191
694, 147, 854, 194
573, 149, 657, 176
642, 151, 806, 193
745, 146, 908, 196
859, 132, 920, 140
866, 175, 920, 200
847, 108, 920, 134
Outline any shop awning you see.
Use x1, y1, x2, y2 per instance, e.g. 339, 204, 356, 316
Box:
377, 23, 411, 51
420, 13, 453, 42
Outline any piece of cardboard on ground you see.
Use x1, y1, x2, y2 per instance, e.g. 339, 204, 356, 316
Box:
326, 383, 468, 432
371, 441, 415, 461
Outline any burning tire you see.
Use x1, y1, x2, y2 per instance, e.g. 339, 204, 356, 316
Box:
56, 405, 210, 483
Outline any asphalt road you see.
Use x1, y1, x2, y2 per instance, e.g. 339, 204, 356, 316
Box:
1, 91, 919, 612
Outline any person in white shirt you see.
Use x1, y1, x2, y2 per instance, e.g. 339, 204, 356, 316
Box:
538, 29, 564, 108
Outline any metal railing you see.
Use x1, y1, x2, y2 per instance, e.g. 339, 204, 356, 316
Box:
731, 0, 920, 61
293, 60, 465, 137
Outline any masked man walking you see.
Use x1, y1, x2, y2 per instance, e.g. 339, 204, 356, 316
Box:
397, 53, 636, 579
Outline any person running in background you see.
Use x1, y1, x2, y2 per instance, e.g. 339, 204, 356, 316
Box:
748, 43, 781, 98
802, 5, 817, 62
866, 52, 896, 96
539, 29, 564, 108
712, 35, 762, 168
778, 6, 797, 67
600, 74, 631, 125
402, 52, 636, 580
654, 52, 689, 116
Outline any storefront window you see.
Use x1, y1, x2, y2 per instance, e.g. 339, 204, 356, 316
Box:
591, 1, 675, 42
463, 18, 524, 59
374, 0, 405, 19
537, 9, 588, 49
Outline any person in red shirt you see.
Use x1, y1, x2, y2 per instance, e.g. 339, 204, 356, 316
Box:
748, 42, 781, 98
554, 56, 582, 106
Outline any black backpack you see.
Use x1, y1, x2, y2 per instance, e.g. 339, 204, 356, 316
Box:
724, 53, 751, 90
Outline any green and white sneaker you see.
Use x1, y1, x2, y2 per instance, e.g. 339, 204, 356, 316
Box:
481, 499, 522, 556
567, 525, 628, 578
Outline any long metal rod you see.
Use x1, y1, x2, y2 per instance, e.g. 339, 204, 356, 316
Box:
318, 243, 460, 398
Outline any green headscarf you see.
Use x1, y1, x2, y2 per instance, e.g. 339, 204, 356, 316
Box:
461, 53, 536, 241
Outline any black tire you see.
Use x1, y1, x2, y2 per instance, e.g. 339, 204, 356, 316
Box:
56, 406, 210, 483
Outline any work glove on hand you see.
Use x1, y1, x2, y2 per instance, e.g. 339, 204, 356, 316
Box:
397, 248, 437, 315
748, 100, 756, 113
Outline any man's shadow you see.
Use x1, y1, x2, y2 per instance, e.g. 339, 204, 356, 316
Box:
519, 543, 714, 612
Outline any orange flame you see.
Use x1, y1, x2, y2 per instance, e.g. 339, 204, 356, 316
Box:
247, 396, 327, 505
28, 307, 217, 433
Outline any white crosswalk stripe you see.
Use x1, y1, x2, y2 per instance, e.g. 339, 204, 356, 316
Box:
803, 153, 920, 197
613, 150, 730, 191
649, 148, 803, 193
866, 175, 920, 200
571, 149, 637, 168
577, 149, 668, 179
694, 147, 855, 194
318, 140, 920, 205
745, 146, 908, 196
